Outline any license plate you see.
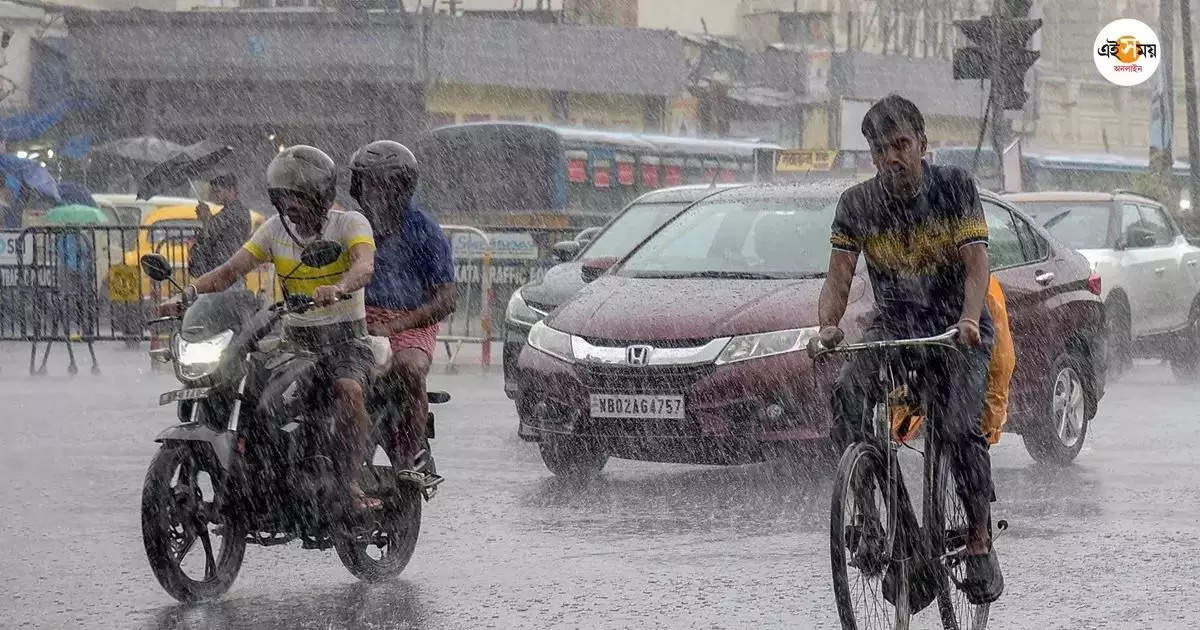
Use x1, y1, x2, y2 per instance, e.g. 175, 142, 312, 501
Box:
590, 394, 685, 419
159, 387, 211, 406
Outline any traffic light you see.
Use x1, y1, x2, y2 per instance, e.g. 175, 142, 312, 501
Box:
952, 11, 1042, 110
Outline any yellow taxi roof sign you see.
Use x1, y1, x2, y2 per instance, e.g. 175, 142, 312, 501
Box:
775, 149, 839, 172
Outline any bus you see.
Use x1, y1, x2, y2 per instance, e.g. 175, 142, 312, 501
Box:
929, 145, 1192, 197
414, 122, 784, 230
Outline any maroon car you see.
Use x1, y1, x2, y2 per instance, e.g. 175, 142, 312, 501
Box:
516, 184, 1106, 477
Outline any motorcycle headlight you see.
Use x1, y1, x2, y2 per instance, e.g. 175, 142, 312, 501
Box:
176, 329, 234, 380
506, 289, 546, 327
715, 327, 820, 365
526, 320, 574, 363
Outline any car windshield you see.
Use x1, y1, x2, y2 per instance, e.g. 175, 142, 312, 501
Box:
618, 197, 837, 279
582, 201, 690, 259
1016, 201, 1111, 249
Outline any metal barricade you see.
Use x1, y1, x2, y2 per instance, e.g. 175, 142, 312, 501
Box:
439, 225, 493, 368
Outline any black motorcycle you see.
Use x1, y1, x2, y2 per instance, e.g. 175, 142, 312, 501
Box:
137, 245, 446, 603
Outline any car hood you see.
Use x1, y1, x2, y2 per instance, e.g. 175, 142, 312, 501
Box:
519, 261, 586, 311
548, 274, 868, 340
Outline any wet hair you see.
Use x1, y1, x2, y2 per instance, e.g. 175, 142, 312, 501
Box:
861, 94, 926, 145
209, 173, 237, 190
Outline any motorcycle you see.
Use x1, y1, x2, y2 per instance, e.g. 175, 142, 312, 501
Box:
137, 243, 446, 603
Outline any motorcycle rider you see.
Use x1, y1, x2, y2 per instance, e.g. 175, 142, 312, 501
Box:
349, 140, 456, 472
177, 145, 381, 510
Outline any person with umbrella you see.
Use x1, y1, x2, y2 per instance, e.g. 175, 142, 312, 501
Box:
190, 173, 251, 279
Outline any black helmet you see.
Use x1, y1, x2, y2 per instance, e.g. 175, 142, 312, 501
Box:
266, 145, 337, 210
348, 140, 418, 208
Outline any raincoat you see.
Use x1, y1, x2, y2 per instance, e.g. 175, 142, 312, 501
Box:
981, 274, 1014, 444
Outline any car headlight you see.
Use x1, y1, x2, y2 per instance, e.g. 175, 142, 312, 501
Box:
176, 329, 234, 380
526, 320, 574, 363
506, 289, 546, 327
715, 327, 820, 365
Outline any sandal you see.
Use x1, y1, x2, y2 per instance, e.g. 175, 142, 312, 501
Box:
348, 482, 383, 511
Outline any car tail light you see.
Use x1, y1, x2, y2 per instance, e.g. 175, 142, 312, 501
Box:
1088, 272, 1101, 296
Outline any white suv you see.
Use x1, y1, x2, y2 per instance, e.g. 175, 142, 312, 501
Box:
1004, 190, 1200, 381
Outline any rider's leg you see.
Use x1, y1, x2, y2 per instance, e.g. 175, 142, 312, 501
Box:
328, 339, 379, 508
388, 347, 433, 469
831, 326, 888, 449
920, 345, 994, 552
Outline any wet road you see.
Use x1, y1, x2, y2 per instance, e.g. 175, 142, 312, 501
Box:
1, 343, 1198, 629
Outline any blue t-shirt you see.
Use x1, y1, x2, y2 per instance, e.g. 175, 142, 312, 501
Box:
364, 206, 456, 311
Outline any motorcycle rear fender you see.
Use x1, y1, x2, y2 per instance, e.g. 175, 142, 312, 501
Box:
155, 423, 235, 472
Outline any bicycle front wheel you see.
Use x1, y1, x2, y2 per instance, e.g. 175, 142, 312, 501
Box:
831, 442, 911, 630
924, 442, 990, 630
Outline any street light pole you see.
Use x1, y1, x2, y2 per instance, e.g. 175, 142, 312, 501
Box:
1151, 0, 1175, 213
1180, 0, 1200, 228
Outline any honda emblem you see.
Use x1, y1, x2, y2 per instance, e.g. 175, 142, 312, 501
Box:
626, 345, 651, 366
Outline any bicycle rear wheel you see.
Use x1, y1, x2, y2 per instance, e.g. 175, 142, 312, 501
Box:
924, 441, 990, 630
831, 442, 911, 630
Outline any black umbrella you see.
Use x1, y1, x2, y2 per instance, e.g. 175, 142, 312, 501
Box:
137, 140, 234, 200
94, 136, 185, 163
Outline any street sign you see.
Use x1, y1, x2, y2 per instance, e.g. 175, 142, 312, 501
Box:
0, 230, 32, 266
451, 231, 539, 261
775, 150, 838, 172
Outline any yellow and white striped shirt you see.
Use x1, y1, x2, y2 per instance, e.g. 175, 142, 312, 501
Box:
244, 209, 375, 328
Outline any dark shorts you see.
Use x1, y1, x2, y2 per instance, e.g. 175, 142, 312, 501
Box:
284, 320, 376, 388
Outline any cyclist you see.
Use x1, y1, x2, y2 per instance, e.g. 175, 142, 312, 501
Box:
179, 145, 380, 511
811, 94, 1003, 604
348, 140, 456, 472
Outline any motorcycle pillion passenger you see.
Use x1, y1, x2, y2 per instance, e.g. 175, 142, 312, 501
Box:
349, 140, 456, 473
172, 145, 382, 511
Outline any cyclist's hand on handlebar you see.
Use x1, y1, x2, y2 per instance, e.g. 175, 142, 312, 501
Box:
312, 285, 346, 307
952, 318, 982, 347
807, 326, 845, 355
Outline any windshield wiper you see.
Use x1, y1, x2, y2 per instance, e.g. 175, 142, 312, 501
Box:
681, 271, 781, 279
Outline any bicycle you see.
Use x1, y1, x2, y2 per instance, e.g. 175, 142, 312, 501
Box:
810, 329, 1004, 630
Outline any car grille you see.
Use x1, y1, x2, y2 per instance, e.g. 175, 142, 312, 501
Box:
575, 363, 713, 395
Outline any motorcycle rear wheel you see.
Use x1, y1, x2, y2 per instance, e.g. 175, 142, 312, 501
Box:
141, 443, 246, 603
335, 438, 423, 581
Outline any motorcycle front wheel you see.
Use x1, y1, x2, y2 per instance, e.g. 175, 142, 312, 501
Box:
335, 438, 423, 582
141, 443, 246, 603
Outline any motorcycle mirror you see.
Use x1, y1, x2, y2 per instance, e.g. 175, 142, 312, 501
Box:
139, 253, 173, 282
580, 256, 617, 283
300, 240, 344, 268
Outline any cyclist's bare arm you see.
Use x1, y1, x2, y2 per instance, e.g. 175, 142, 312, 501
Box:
958, 243, 989, 345
819, 250, 858, 328
193, 249, 260, 294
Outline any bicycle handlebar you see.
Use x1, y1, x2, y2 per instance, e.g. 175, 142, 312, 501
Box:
809, 328, 960, 362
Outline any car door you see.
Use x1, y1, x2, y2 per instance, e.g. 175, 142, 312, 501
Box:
983, 199, 1056, 416
1116, 202, 1164, 336
1139, 204, 1195, 330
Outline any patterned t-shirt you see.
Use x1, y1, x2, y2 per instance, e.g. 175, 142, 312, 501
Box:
830, 161, 994, 343
243, 209, 375, 328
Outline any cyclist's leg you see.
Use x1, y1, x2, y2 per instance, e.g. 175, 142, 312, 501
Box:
830, 326, 889, 450
920, 344, 1003, 602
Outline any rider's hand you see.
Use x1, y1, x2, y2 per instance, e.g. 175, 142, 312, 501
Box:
954, 318, 982, 347
808, 326, 845, 354
367, 320, 392, 336
155, 298, 183, 318
312, 285, 342, 307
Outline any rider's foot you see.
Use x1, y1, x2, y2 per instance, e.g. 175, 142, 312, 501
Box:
962, 547, 1004, 605
347, 481, 382, 511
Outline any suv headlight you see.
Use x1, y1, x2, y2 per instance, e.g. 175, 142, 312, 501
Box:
715, 327, 819, 365
526, 320, 574, 363
176, 329, 234, 380
506, 289, 546, 327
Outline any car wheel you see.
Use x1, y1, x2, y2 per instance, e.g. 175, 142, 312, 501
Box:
538, 436, 607, 479
1105, 299, 1132, 383
1169, 305, 1200, 383
1023, 352, 1090, 465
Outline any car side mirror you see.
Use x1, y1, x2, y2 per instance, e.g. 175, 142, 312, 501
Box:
580, 257, 617, 283
551, 240, 582, 263
300, 239, 344, 268
139, 253, 173, 282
